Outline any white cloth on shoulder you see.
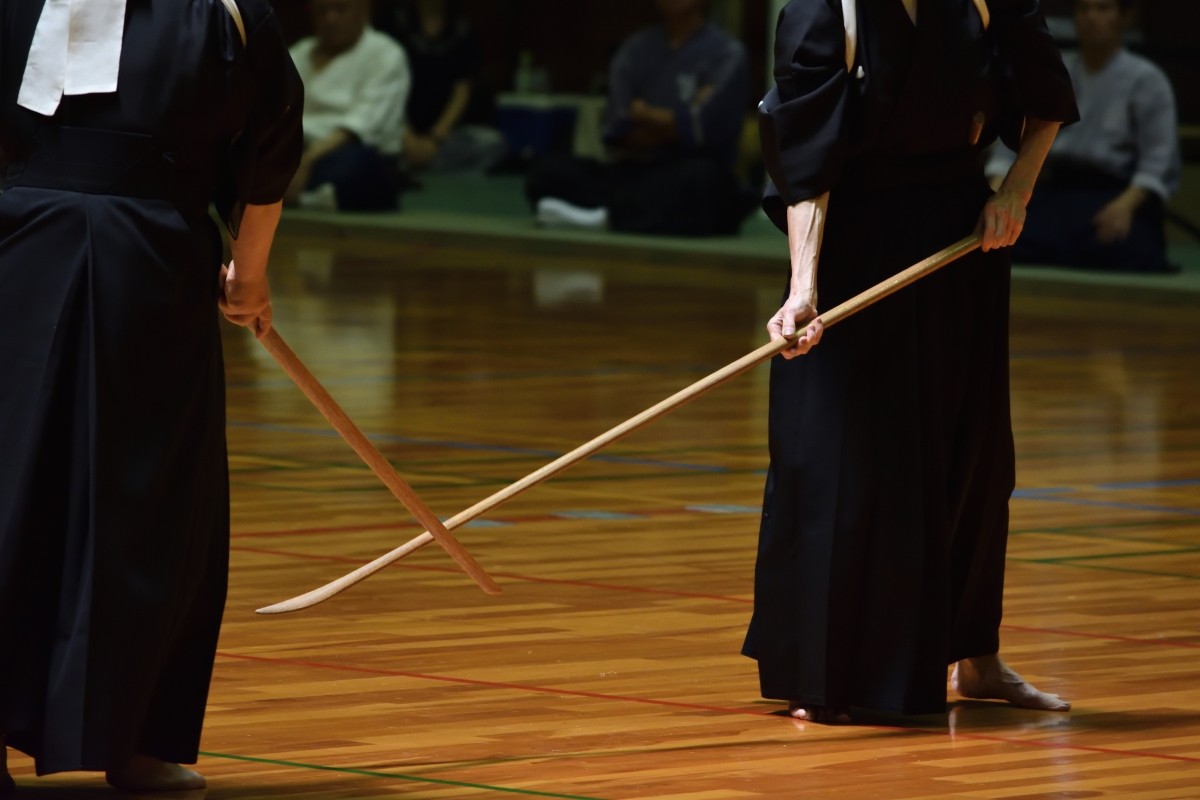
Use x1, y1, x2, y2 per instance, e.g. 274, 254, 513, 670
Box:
18, 0, 127, 116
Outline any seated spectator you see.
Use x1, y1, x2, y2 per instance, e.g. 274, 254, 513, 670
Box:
986, 0, 1181, 272
289, 0, 409, 211
525, 0, 751, 237
375, 0, 507, 173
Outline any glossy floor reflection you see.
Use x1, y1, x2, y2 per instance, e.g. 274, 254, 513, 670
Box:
7, 231, 1199, 799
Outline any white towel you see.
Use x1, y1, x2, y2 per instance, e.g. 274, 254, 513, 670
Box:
17, 0, 127, 117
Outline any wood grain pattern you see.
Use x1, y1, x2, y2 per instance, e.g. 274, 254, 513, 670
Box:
256, 235, 981, 614
6, 232, 1198, 799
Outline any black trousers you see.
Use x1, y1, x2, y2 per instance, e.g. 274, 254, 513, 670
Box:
308, 142, 399, 212
1014, 165, 1173, 273
525, 153, 751, 237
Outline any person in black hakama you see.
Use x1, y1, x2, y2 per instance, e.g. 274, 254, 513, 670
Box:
0, 0, 302, 792
742, 0, 1079, 723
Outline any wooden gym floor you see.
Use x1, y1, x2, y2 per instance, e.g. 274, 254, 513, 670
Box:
8, 230, 1199, 799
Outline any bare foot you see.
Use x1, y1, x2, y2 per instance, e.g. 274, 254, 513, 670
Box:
952, 654, 1071, 711
787, 702, 852, 724
106, 755, 207, 793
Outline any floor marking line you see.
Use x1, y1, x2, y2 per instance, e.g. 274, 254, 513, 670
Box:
198, 750, 608, 799
214, 652, 1200, 765
232, 545, 1200, 650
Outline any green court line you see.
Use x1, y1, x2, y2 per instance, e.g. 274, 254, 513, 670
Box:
1011, 517, 1197, 537
198, 751, 607, 800
1010, 557, 1200, 582
1027, 546, 1200, 564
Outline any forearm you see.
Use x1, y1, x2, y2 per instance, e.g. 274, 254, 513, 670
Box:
1112, 184, 1149, 211
787, 193, 828, 300
229, 201, 283, 280
997, 117, 1060, 203
623, 100, 678, 149
302, 128, 354, 168
431, 82, 471, 140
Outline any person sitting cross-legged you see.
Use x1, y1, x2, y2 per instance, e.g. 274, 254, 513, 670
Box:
525, 0, 752, 237
288, 0, 410, 211
986, 0, 1182, 272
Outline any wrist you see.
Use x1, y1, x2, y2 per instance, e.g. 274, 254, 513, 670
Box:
789, 285, 817, 306
996, 181, 1033, 206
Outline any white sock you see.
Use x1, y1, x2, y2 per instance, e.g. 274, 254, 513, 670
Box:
535, 197, 608, 230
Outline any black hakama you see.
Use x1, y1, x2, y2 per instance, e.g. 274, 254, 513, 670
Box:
0, 0, 302, 774
742, 0, 1077, 715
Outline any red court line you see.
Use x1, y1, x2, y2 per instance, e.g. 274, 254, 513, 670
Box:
235, 546, 361, 565
215, 651, 1200, 765
217, 651, 762, 716
233, 544, 1200, 650
233, 544, 752, 604
233, 522, 404, 539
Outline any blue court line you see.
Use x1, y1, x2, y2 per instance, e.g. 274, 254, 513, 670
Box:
1011, 487, 1072, 497
227, 363, 722, 391
1010, 345, 1200, 361
687, 504, 762, 514
1094, 478, 1200, 490
555, 510, 646, 521
228, 420, 729, 473
228, 421, 1195, 511
464, 519, 512, 528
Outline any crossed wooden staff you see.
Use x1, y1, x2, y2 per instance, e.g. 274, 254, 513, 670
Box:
256, 234, 982, 615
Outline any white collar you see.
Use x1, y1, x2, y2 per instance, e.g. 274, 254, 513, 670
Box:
18, 0, 127, 117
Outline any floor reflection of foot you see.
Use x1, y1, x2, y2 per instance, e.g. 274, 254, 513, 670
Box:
948, 702, 1074, 735
952, 655, 1071, 711
106, 755, 207, 793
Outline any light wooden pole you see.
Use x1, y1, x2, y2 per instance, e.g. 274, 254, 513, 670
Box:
258, 328, 502, 596
257, 234, 982, 614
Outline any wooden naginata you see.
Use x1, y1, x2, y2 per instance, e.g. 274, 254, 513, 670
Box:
256, 235, 983, 614
257, 328, 502, 596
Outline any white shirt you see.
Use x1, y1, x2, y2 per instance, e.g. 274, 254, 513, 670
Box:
290, 28, 409, 156
987, 49, 1181, 200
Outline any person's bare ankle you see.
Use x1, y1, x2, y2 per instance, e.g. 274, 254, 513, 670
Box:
952, 655, 1070, 712
106, 754, 206, 792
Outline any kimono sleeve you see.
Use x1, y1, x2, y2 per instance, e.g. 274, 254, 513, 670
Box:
989, 0, 1079, 150
216, 4, 304, 237
1129, 65, 1180, 200
759, 0, 851, 225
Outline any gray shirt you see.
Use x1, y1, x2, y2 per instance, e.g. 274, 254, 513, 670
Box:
602, 22, 748, 165
987, 49, 1180, 199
